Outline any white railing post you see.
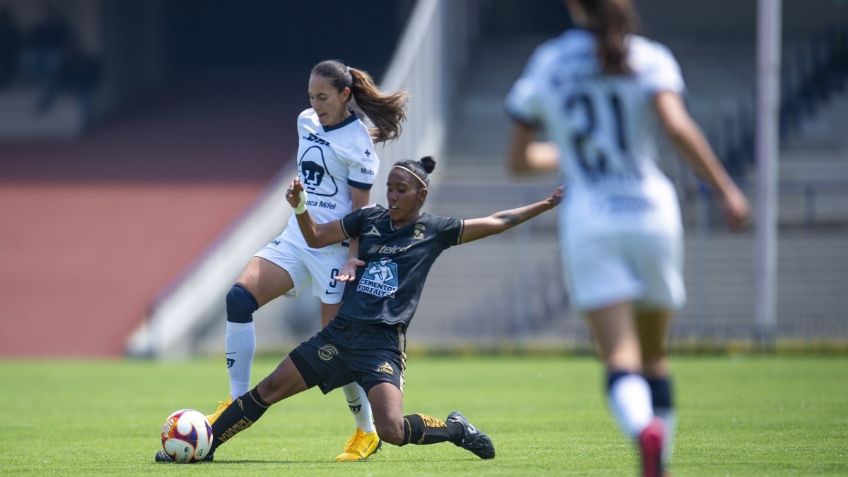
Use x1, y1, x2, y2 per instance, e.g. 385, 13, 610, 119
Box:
754, 0, 782, 351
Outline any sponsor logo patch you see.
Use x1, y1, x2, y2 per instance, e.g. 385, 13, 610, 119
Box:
376, 361, 394, 376
318, 344, 338, 361
357, 258, 399, 297
367, 243, 412, 254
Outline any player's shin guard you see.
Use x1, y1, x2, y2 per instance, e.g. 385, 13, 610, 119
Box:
210, 387, 269, 454
400, 414, 463, 446
225, 284, 259, 399
647, 376, 676, 465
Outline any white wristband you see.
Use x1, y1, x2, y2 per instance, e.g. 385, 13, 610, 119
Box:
294, 190, 308, 215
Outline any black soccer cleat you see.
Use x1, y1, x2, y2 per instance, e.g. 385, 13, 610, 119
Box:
446, 411, 495, 459
154, 450, 214, 463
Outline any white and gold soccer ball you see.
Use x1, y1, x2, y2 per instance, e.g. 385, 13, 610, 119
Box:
160, 409, 213, 463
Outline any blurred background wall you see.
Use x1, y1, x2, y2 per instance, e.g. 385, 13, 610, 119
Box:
0, 0, 846, 358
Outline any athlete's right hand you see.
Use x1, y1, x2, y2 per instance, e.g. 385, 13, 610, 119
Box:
337, 257, 365, 282
721, 186, 750, 231
546, 186, 565, 207
286, 178, 304, 208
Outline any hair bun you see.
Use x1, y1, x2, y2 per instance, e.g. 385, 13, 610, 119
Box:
419, 156, 436, 174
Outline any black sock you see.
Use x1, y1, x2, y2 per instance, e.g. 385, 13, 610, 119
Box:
210, 387, 270, 454
646, 376, 674, 413
400, 414, 464, 446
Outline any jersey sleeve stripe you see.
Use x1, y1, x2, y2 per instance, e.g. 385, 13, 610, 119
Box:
339, 219, 352, 239
348, 179, 373, 190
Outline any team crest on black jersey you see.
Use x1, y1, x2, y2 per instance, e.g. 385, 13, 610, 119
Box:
413, 223, 425, 240
299, 145, 338, 197
357, 257, 399, 298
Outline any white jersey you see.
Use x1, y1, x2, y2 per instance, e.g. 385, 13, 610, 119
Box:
506, 29, 687, 310
279, 109, 380, 250
506, 28, 685, 235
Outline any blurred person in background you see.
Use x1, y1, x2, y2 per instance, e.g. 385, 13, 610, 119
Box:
209, 59, 407, 462
21, 3, 70, 88
0, 6, 20, 89
157, 156, 563, 463
505, 0, 749, 475
35, 33, 101, 127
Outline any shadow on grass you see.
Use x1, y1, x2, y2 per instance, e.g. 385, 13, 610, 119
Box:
190, 456, 483, 465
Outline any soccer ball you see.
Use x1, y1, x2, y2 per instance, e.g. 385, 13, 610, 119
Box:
160, 409, 213, 463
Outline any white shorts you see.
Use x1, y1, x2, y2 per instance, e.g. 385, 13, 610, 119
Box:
255, 238, 348, 304
562, 228, 686, 312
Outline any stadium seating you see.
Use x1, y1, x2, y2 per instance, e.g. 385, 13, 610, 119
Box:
402, 20, 848, 347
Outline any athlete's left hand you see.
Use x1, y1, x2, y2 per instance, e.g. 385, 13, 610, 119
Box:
286, 178, 304, 208
337, 257, 365, 282
546, 186, 565, 207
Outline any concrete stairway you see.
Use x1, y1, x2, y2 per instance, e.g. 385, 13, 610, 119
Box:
0, 86, 84, 139
406, 32, 848, 348
195, 31, 848, 354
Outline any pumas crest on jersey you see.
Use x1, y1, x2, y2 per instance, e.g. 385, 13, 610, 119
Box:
299, 145, 339, 197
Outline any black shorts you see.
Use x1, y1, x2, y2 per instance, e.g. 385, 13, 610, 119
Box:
289, 317, 407, 395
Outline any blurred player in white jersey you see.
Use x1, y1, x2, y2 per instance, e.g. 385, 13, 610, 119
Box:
213, 59, 407, 462
505, 1, 749, 475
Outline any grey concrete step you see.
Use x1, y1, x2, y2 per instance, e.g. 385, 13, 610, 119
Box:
0, 87, 83, 139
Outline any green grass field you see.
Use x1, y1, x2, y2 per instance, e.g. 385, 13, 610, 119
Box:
0, 355, 845, 476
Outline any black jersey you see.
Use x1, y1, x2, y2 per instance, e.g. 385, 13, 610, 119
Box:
337, 205, 463, 326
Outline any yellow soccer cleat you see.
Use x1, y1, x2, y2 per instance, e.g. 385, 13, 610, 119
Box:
335, 428, 381, 462
205, 397, 233, 425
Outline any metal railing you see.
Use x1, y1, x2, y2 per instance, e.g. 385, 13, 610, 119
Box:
370, 0, 479, 200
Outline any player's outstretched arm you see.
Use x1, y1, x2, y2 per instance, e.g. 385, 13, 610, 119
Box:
507, 123, 559, 174
459, 186, 564, 244
285, 178, 348, 248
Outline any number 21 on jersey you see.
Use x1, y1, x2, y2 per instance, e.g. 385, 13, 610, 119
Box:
562, 86, 642, 183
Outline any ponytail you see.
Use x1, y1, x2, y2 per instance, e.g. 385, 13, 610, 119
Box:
311, 60, 408, 143
578, 0, 638, 75
349, 67, 408, 143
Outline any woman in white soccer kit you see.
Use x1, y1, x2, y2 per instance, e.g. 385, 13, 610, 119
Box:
505, 0, 749, 475
214, 59, 407, 462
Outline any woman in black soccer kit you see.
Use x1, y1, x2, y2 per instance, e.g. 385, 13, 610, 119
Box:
164, 156, 562, 462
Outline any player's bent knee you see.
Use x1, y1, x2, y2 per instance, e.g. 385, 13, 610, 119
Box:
375, 420, 405, 446
226, 283, 259, 323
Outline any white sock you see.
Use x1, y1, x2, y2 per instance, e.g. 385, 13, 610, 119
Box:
342, 383, 375, 433
225, 321, 255, 399
608, 373, 654, 438
655, 408, 676, 465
